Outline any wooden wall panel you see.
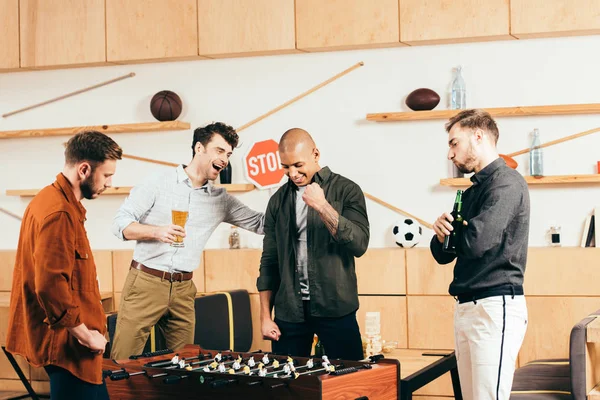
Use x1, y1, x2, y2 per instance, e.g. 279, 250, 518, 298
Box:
106, 0, 199, 63
295, 0, 402, 51
20, 0, 106, 68
0, 251, 16, 291
249, 293, 272, 353
519, 297, 600, 365
356, 248, 406, 295
198, 0, 297, 58
0, 293, 12, 346
400, 0, 512, 45
0, 351, 30, 380
524, 247, 600, 295
406, 248, 454, 295
112, 250, 134, 293
511, 0, 600, 39
204, 249, 260, 293
407, 296, 455, 350
0, 0, 19, 70
93, 251, 113, 294
357, 296, 408, 348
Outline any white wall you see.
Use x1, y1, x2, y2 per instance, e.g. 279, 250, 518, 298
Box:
1, 35, 600, 250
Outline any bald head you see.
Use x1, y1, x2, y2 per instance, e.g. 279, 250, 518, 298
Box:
278, 128, 321, 187
279, 128, 316, 153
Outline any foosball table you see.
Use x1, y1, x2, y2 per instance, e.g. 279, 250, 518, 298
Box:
103, 345, 400, 399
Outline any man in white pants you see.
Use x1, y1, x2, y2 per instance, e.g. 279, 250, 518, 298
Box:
430, 109, 530, 400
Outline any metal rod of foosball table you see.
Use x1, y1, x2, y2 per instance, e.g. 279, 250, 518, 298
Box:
147, 353, 212, 368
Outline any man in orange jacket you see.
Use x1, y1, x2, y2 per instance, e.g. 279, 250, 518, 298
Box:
7, 131, 122, 399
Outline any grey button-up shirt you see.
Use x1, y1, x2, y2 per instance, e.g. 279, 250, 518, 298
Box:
112, 165, 264, 273
430, 157, 530, 296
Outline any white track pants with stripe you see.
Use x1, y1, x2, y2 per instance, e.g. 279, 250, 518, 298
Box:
454, 295, 528, 400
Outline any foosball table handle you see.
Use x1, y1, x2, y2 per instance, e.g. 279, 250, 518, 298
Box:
109, 371, 131, 381
269, 382, 288, 390
102, 369, 124, 378
164, 375, 188, 384
210, 378, 237, 388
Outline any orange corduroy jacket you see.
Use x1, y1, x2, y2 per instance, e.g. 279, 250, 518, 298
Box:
6, 173, 107, 384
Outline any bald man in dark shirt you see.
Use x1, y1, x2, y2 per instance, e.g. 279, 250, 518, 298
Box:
257, 128, 370, 360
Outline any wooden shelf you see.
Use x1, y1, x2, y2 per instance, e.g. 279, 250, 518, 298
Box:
440, 174, 600, 187
367, 103, 600, 122
0, 121, 190, 139
6, 183, 256, 197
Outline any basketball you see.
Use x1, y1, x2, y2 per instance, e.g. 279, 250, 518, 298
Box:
150, 90, 182, 121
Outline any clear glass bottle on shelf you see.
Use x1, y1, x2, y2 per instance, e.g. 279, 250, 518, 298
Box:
530, 128, 544, 177
228, 226, 240, 249
451, 66, 466, 110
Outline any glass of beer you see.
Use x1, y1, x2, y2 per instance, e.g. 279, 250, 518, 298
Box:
171, 197, 188, 248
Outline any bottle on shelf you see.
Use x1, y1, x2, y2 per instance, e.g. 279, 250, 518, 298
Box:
450, 66, 466, 110
529, 128, 544, 177
220, 163, 232, 184
549, 223, 561, 247
443, 190, 464, 253
228, 226, 240, 249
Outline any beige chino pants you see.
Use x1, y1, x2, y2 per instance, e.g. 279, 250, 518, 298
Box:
110, 267, 197, 360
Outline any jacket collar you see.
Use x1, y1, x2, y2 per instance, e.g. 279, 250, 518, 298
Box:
54, 173, 86, 221
287, 166, 332, 190
470, 157, 505, 186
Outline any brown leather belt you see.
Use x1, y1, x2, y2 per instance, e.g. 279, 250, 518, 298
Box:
130, 260, 193, 282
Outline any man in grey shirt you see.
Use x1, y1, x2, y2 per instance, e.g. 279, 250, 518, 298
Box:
430, 109, 530, 400
110, 122, 264, 359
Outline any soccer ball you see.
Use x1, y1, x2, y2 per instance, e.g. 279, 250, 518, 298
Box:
392, 218, 422, 248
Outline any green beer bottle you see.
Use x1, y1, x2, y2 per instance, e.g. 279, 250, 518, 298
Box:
443, 190, 464, 253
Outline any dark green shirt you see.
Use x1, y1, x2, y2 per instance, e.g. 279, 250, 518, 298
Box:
257, 167, 370, 323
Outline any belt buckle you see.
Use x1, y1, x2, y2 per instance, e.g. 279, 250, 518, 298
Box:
171, 271, 184, 282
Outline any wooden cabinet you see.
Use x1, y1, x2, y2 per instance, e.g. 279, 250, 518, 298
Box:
295, 0, 401, 51
400, 0, 512, 45
20, 0, 106, 68
106, 0, 199, 63
0, 0, 19, 70
511, 0, 600, 39
198, 0, 297, 58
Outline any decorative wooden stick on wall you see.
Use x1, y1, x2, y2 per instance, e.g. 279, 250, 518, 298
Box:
500, 125, 600, 168
363, 193, 433, 229
121, 61, 364, 164
2, 72, 136, 118
236, 61, 364, 132
0, 207, 22, 221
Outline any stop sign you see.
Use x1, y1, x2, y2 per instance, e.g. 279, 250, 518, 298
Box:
244, 139, 286, 189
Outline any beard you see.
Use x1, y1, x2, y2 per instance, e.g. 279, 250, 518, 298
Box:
80, 174, 102, 199
454, 143, 478, 174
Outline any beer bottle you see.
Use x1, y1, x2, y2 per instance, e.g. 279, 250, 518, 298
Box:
443, 190, 464, 253
314, 336, 325, 357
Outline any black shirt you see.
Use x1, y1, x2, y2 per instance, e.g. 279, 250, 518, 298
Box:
257, 167, 370, 323
430, 157, 530, 296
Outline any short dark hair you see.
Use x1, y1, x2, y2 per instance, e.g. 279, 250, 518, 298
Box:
192, 122, 239, 157
445, 109, 499, 144
65, 131, 122, 167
